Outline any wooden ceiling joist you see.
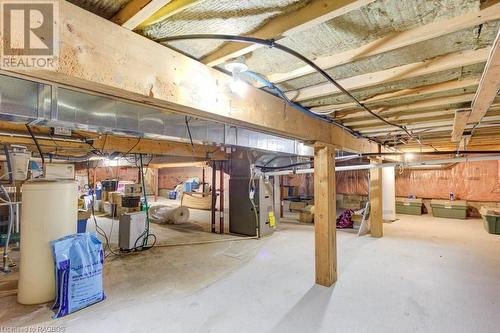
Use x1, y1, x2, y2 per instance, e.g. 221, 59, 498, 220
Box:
286, 48, 490, 102
350, 108, 500, 131
136, 0, 206, 30
452, 29, 500, 141
310, 78, 480, 113
0, 2, 378, 153
111, 0, 173, 30
361, 116, 500, 135
339, 94, 476, 124
266, 3, 500, 85
201, 0, 376, 67
467, 30, 500, 124
451, 109, 472, 142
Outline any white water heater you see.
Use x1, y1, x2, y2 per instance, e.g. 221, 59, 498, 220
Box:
18, 180, 77, 305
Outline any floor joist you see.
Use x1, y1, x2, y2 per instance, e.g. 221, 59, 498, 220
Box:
266, 4, 500, 85
201, 0, 376, 67
286, 48, 490, 102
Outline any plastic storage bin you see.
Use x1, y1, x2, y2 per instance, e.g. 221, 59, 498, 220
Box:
430, 200, 467, 219
480, 207, 500, 234
396, 197, 422, 215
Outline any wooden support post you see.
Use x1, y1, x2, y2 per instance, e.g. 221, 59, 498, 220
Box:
369, 158, 383, 238
314, 143, 337, 287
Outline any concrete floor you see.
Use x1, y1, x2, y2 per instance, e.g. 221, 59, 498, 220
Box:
1, 214, 500, 332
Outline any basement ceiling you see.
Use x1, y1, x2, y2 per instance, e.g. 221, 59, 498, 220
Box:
67, 0, 500, 151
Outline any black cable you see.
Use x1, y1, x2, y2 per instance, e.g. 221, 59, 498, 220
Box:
25, 124, 45, 166
91, 199, 120, 258
255, 161, 313, 171
155, 34, 419, 144
242, 71, 364, 139
131, 153, 156, 251
72, 132, 102, 154
185, 116, 195, 152
121, 137, 141, 158
101, 134, 108, 154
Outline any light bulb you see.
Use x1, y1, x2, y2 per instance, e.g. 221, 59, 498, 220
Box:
404, 152, 415, 160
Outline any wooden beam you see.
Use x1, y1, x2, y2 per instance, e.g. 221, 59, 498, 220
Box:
202, 0, 375, 67
111, 0, 172, 30
369, 157, 383, 238
286, 48, 490, 102
451, 109, 472, 142
136, 0, 205, 29
0, 1, 377, 153
149, 161, 207, 168
311, 78, 480, 114
97, 135, 228, 159
0, 122, 228, 159
314, 142, 337, 287
468, 29, 500, 123
266, 4, 500, 85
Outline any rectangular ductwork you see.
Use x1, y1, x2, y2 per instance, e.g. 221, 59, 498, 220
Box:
0, 74, 313, 156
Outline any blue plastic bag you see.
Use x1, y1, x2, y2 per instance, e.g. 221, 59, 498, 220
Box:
51, 233, 105, 318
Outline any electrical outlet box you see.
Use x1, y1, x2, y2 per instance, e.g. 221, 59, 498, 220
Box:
52, 127, 72, 136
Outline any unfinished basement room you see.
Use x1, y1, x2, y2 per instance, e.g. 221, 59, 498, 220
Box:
0, 0, 500, 332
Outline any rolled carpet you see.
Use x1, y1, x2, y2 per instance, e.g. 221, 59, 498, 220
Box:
149, 205, 190, 224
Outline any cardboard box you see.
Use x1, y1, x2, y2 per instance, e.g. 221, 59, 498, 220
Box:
299, 205, 314, 223
109, 192, 123, 206
289, 201, 307, 212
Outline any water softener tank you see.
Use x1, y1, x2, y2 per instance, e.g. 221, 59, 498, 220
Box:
18, 180, 77, 305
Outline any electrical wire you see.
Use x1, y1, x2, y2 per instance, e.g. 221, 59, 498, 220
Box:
91, 200, 120, 258
122, 137, 142, 157
241, 71, 364, 139
155, 34, 421, 145
25, 124, 45, 167
131, 153, 157, 251
255, 161, 313, 171
185, 116, 195, 152
1, 184, 15, 272
101, 134, 108, 154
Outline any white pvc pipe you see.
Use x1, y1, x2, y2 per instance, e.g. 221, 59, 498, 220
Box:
263, 155, 500, 176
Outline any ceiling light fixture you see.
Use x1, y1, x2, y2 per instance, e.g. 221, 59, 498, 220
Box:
225, 57, 248, 96
224, 57, 248, 74
404, 152, 415, 160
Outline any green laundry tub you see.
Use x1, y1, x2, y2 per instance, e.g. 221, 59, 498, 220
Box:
430, 200, 467, 219
396, 197, 422, 215
480, 207, 500, 235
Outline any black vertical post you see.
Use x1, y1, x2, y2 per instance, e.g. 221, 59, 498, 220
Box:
211, 161, 217, 233
219, 162, 224, 234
